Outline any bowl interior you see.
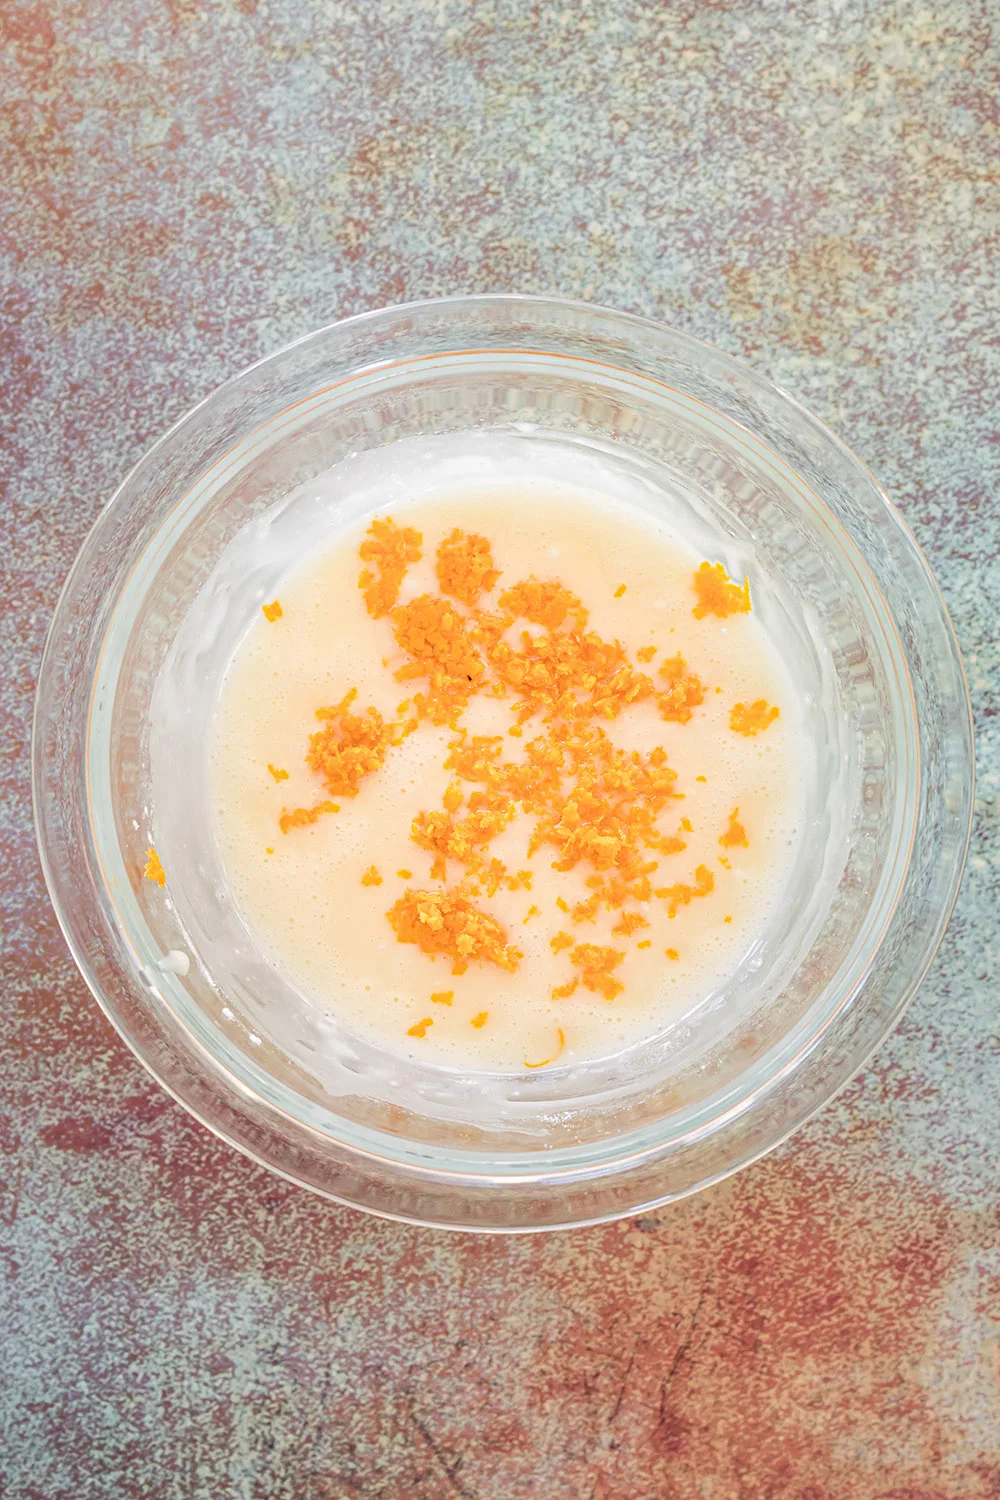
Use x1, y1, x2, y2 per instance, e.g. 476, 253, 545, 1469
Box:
96, 351, 914, 1155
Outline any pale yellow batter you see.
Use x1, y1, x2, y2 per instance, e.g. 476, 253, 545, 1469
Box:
209, 483, 800, 1071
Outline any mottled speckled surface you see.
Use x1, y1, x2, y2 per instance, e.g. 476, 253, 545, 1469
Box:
2, 0, 999, 1495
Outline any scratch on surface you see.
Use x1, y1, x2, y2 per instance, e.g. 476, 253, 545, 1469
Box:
608, 1341, 638, 1424
659, 1284, 709, 1423
409, 1409, 477, 1499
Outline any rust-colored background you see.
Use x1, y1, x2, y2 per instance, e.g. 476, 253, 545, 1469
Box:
2, 1, 998, 1496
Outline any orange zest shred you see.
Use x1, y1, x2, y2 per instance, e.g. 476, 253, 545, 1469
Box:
408, 1017, 433, 1038
730, 699, 780, 736
612, 911, 649, 937
656, 863, 715, 917
308, 689, 401, 796
525, 1026, 566, 1069
281, 689, 409, 833
666, 947, 679, 961
720, 808, 749, 848
436, 529, 500, 606
636, 645, 657, 663
470, 1011, 489, 1028
550, 931, 574, 953
361, 864, 383, 886
143, 847, 165, 887
397, 868, 413, 880
658, 654, 705, 724
692, 561, 751, 619
279, 800, 340, 835
570, 943, 625, 1000
430, 990, 454, 1005
523, 904, 540, 923
359, 516, 422, 619
614, 584, 626, 598
262, 600, 283, 622
268, 763, 289, 782
696, 775, 707, 783
552, 979, 578, 999
388, 888, 523, 976
636, 940, 651, 949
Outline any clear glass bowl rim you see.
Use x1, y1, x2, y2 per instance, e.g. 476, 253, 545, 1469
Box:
33, 293, 975, 1232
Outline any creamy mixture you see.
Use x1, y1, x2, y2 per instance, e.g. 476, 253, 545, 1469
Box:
179, 478, 802, 1073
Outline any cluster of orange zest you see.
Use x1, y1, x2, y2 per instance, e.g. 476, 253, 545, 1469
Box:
308, 690, 409, 796
657, 864, 715, 918
430, 990, 454, 1006
730, 699, 780, 736
525, 1026, 565, 1069
470, 1011, 488, 1028
658, 654, 706, 724
144, 847, 165, 887
497, 578, 588, 632
436, 529, 500, 606
262, 600, 282, 622
280, 689, 414, 835
720, 808, 749, 848
612, 911, 649, 937
570, 943, 626, 1000
411, 788, 517, 886
268, 764, 289, 783
273, 519, 777, 1026
387, 888, 523, 976
359, 516, 422, 618
408, 1017, 432, 1038
361, 865, 382, 886
692, 561, 751, 619
391, 594, 487, 725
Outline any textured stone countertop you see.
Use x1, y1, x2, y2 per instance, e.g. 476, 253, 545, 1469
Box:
2, 1, 998, 1496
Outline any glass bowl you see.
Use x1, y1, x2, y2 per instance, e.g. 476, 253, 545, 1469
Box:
33, 296, 974, 1231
